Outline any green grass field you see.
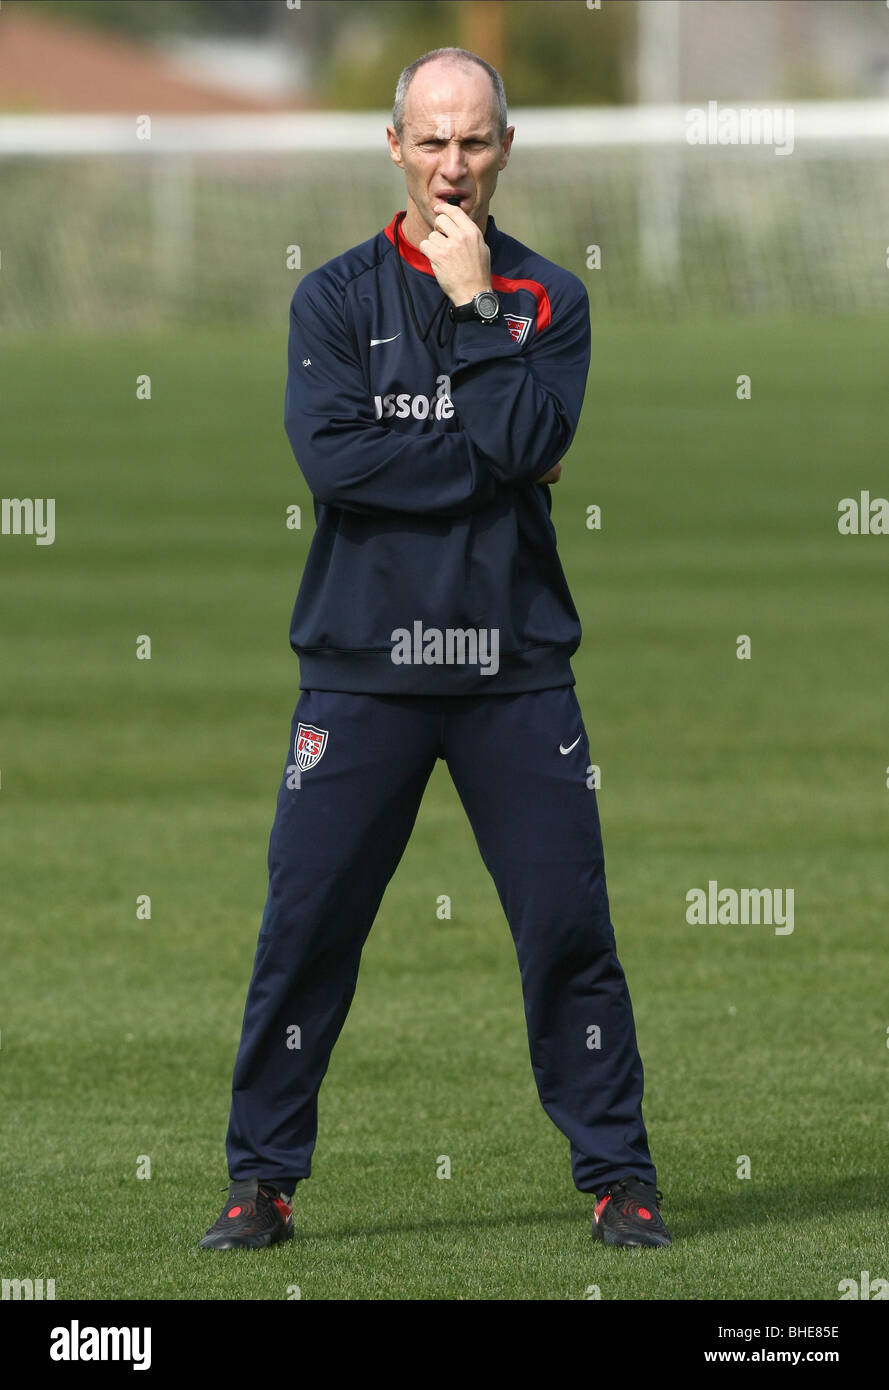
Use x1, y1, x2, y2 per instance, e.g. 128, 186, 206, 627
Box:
1, 317, 887, 1301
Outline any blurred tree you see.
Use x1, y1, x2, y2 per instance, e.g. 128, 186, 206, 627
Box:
318, 1, 634, 110
20, 0, 635, 107
16, 0, 278, 39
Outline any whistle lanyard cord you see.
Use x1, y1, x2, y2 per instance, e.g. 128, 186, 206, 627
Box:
394, 211, 455, 350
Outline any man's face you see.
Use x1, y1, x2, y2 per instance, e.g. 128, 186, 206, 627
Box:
387, 61, 514, 237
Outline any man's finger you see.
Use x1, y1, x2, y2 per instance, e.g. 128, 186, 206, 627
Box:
418, 230, 447, 257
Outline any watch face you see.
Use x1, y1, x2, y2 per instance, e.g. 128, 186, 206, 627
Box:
476, 291, 499, 320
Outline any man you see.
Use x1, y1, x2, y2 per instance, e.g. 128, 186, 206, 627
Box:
200, 47, 670, 1252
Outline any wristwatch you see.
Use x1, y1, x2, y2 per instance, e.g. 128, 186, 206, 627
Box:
448, 290, 501, 324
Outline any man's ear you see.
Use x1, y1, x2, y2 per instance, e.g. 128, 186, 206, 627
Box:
498, 126, 516, 172
386, 125, 404, 170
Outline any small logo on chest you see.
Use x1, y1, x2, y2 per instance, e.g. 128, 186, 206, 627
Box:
504, 313, 532, 345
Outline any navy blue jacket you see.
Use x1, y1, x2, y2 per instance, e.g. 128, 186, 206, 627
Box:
284, 210, 591, 694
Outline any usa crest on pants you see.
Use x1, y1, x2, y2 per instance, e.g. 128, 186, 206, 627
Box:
295, 723, 328, 771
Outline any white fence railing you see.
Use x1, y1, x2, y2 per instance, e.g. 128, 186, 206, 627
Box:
2, 104, 888, 330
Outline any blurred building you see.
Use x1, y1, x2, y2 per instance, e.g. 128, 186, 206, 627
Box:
642, 0, 889, 104
0, 4, 310, 113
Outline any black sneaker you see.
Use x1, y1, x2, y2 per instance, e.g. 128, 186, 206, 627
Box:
199, 1177, 294, 1250
592, 1177, 672, 1248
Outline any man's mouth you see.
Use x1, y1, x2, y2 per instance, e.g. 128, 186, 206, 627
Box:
439, 192, 467, 206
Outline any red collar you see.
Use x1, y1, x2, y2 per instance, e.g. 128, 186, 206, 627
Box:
382, 210, 552, 334
383, 210, 494, 276
383, 211, 434, 275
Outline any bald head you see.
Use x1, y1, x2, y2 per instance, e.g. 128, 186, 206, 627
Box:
393, 47, 507, 141
387, 50, 514, 246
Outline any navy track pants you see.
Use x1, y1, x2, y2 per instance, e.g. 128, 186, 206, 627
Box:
225, 686, 656, 1195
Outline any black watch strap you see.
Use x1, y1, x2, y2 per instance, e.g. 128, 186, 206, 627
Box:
448, 290, 500, 324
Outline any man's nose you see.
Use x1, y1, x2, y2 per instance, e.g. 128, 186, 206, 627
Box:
438, 140, 469, 180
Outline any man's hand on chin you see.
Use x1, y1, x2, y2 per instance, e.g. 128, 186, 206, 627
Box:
419, 203, 493, 305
